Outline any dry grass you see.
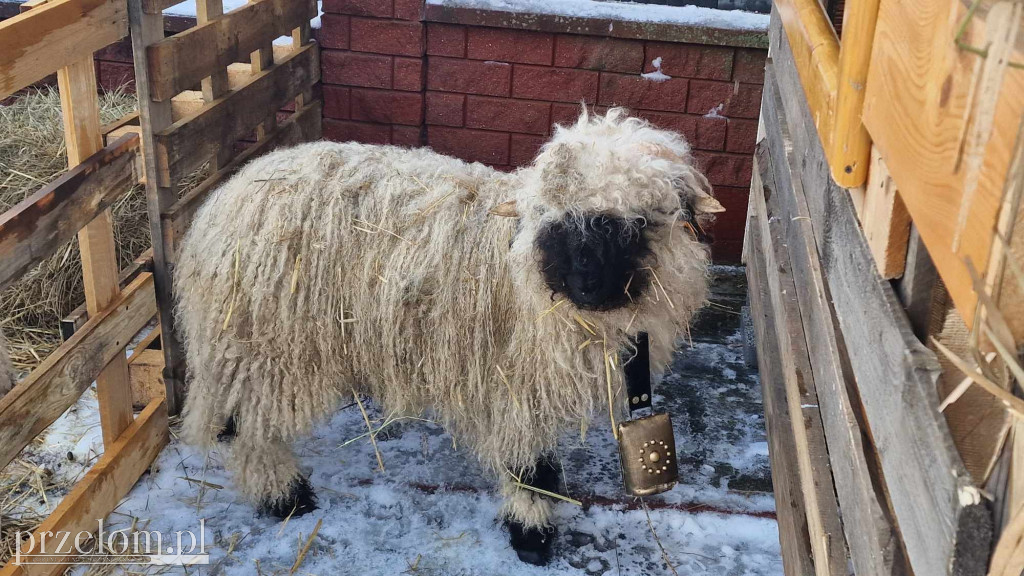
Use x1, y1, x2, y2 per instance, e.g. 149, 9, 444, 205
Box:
0, 86, 145, 370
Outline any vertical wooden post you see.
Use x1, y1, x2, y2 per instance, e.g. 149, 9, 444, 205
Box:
128, 0, 185, 415
57, 58, 134, 446
250, 0, 276, 141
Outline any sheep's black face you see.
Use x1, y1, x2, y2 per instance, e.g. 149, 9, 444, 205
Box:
537, 215, 649, 310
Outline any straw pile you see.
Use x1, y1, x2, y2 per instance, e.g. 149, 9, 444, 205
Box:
0, 87, 145, 371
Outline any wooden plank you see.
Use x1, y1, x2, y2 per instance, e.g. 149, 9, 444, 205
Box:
163, 99, 322, 249
862, 145, 911, 279
60, 249, 153, 340
146, 0, 315, 101
101, 110, 140, 137
0, 397, 168, 576
828, 0, 876, 186
896, 226, 940, 342
760, 67, 909, 576
745, 190, 816, 576
129, 0, 185, 415
58, 57, 135, 448
0, 0, 128, 98
862, 0, 1024, 330
752, 140, 848, 576
0, 273, 157, 471
0, 134, 140, 292
152, 42, 319, 188
768, 12, 993, 575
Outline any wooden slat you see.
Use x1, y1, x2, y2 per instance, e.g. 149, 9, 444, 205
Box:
152, 42, 319, 187
768, 12, 993, 575
0, 133, 140, 292
862, 0, 1024, 330
60, 249, 154, 340
760, 65, 909, 576
827, 0, 877, 186
129, 0, 185, 415
146, 0, 314, 101
745, 188, 815, 576
0, 397, 168, 576
896, 226, 939, 342
752, 137, 848, 576
862, 146, 911, 279
0, 0, 127, 99
0, 273, 156, 471
163, 99, 322, 249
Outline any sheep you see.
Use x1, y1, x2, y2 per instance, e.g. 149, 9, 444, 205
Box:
175, 108, 722, 564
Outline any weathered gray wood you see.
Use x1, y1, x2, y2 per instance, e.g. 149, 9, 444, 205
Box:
152, 43, 320, 187
897, 226, 940, 342
745, 191, 816, 576
0, 273, 156, 471
759, 62, 909, 576
766, 10, 992, 576
752, 147, 849, 576
0, 133, 140, 292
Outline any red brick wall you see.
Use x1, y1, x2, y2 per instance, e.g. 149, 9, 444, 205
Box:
319, 0, 766, 262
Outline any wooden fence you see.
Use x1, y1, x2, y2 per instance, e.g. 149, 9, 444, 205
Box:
0, 1, 166, 573
128, 0, 322, 414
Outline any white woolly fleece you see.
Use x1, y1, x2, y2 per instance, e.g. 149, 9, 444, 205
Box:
174, 108, 715, 524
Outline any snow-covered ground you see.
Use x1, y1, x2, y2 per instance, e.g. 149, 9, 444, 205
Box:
9, 267, 780, 575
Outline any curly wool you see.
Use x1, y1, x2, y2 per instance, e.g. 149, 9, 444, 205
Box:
175, 108, 715, 521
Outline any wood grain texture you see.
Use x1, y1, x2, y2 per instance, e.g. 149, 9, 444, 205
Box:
0, 0, 127, 98
0, 397, 168, 576
760, 65, 909, 576
745, 188, 816, 576
163, 99, 322, 249
129, 348, 165, 409
146, 0, 314, 101
751, 148, 849, 576
58, 57, 135, 447
152, 42, 319, 187
770, 12, 993, 575
0, 273, 157, 471
0, 134, 140, 292
828, 0, 876, 186
862, 0, 1024, 330
862, 145, 911, 279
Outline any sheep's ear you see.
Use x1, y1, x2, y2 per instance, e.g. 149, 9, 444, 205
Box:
692, 191, 725, 214
489, 200, 520, 218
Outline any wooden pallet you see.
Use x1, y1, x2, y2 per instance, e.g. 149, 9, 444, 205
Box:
0, 1, 167, 573
127, 0, 322, 415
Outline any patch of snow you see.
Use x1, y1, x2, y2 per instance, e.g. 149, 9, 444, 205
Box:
704, 103, 726, 118
165, 0, 323, 28
425, 0, 769, 31
641, 56, 672, 82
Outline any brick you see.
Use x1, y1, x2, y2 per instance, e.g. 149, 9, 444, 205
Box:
467, 28, 554, 65
633, 111, 722, 150
319, 14, 350, 49
726, 118, 758, 154
323, 119, 392, 144
392, 125, 423, 146
322, 50, 392, 88
427, 24, 466, 57
429, 127, 509, 165
598, 73, 688, 112
644, 42, 734, 81
351, 18, 423, 57
394, 57, 423, 91
98, 61, 135, 92
551, 102, 587, 128
351, 88, 424, 125
693, 151, 754, 188
510, 133, 546, 165
687, 80, 762, 118
554, 35, 643, 73
394, 0, 423, 20
711, 240, 742, 263
707, 185, 749, 262
427, 57, 511, 96
426, 91, 465, 126
323, 0, 391, 17
323, 86, 351, 119
95, 38, 133, 63
513, 65, 598, 103
733, 48, 767, 84
465, 96, 550, 135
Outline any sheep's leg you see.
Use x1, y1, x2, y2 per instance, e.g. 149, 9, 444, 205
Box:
502, 453, 561, 566
230, 431, 317, 519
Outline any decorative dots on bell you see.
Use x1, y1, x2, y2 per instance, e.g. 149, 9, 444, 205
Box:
641, 393, 649, 401
632, 396, 640, 405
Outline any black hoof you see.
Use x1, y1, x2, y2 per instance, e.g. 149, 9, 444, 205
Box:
217, 416, 236, 442
259, 476, 318, 519
507, 520, 556, 566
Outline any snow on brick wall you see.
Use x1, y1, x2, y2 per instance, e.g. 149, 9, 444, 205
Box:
320, 0, 766, 262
